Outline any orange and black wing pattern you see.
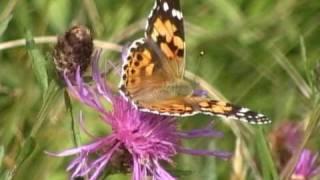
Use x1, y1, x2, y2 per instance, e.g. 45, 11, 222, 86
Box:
145, 0, 185, 77
119, 0, 271, 125
119, 0, 186, 99
119, 39, 169, 100
138, 96, 271, 124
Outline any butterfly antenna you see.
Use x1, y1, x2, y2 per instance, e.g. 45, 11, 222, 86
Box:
190, 50, 205, 90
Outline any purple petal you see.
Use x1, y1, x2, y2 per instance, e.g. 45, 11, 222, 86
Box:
89, 142, 120, 180
178, 127, 223, 139
91, 50, 113, 103
132, 156, 141, 180
78, 111, 97, 138
71, 156, 88, 178
47, 136, 116, 157
68, 156, 84, 171
45, 148, 84, 157
153, 159, 176, 180
294, 149, 320, 178
178, 147, 232, 160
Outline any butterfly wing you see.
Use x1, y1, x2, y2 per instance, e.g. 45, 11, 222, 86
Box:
145, 0, 185, 78
138, 96, 271, 124
119, 0, 271, 125
120, 0, 185, 101
120, 39, 171, 101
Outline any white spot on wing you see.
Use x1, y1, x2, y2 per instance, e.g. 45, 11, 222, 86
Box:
171, 9, 183, 20
236, 113, 245, 117
239, 108, 249, 113
163, 2, 169, 11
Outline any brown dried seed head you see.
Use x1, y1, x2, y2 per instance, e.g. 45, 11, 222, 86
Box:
53, 25, 93, 82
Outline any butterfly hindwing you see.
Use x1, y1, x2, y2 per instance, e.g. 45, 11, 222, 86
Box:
120, 39, 174, 101
137, 96, 271, 124
197, 99, 271, 124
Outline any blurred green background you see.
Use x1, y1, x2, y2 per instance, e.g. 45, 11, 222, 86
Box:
1, 0, 320, 179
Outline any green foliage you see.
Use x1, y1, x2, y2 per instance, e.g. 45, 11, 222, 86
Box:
11, 137, 37, 179
0, 146, 4, 169
255, 127, 278, 180
1, 0, 320, 179
26, 31, 49, 92
0, 15, 11, 37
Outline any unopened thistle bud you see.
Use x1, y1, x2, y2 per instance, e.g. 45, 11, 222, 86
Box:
53, 25, 93, 84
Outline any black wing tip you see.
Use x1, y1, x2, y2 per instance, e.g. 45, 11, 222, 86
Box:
222, 106, 271, 125
236, 111, 272, 125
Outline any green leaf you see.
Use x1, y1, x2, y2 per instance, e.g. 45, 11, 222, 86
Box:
255, 127, 278, 180
29, 81, 61, 137
0, 15, 12, 36
6, 138, 37, 180
16, 138, 37, 167
25, 30, 48, 92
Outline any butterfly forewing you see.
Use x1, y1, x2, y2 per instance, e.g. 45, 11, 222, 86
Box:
120, 0, 186, 100
145, 0, 185, 78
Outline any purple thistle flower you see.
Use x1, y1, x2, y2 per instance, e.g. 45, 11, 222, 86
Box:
269, 122, 320, 179
269, 122, 303, 168
48, 51, 232, 180
291, 149, 320, 180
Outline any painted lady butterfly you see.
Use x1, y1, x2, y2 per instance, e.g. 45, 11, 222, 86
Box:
119, 0, 271, 124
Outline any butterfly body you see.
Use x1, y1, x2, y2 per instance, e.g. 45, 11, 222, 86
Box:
119, 0, 271, 124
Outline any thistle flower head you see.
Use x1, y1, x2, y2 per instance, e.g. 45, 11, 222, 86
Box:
49, 51, 231, 180
53, 25, 93, 84
291, 150, 320, 180
269, 122, 320, 179
269, 122, 303, 167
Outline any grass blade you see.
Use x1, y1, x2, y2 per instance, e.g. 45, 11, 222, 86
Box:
6, 138, 37, 180
0, 15, 12, 37
0, 146, 4, 169
256, 127, 278, 180
271, 47, 311, 99
30, 81, 60, 137
25, 30, 49, 92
